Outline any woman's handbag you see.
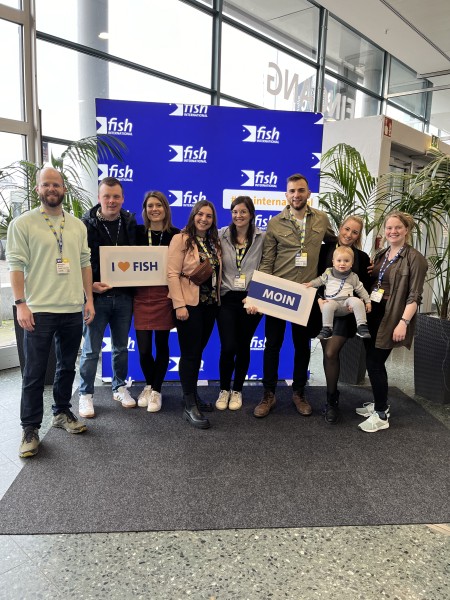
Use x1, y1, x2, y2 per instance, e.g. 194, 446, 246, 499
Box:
181, 258, 213, 286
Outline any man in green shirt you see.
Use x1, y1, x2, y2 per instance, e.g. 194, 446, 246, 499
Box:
6, 167, 95, 458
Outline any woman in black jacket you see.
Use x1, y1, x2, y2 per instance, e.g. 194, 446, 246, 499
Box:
317, 215, 371, 424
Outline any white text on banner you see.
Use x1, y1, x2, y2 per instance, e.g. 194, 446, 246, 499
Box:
246, 271, 316, 326
99, 246, 168, 287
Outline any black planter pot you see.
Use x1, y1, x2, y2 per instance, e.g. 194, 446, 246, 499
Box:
13, 305, 57, 386
338, 335, 367, 385
414, 313, 450, 404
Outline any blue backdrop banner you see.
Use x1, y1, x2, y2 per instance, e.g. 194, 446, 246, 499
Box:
95, 99, 323, 382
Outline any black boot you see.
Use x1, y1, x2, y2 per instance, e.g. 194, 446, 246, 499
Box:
183, 393, 210, 429
324, 391, 341, 424
195, 390, 214, 412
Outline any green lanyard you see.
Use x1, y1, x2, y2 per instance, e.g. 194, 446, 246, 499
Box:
196, 236, 213, 259
289, 213, 306, 251
148, 229, 163, 246
235, 243, 247, 273
40, 208, 65, 257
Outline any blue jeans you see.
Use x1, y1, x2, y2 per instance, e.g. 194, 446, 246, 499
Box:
79, 293, 133, 394
21, 312, 83, 429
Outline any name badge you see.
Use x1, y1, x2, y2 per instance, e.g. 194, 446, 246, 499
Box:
234, 274, 246, 290
56, 258, 70, 274
370, 288, 384, 303
295, 252, 308, 267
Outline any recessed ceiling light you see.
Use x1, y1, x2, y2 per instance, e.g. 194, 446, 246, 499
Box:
98, 32, 109, 40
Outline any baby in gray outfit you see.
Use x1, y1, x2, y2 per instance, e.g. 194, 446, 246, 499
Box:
304, 246, 372, 339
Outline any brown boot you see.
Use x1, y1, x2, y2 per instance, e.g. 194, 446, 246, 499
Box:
253, 390, 276, 418
292, 390, 312, 416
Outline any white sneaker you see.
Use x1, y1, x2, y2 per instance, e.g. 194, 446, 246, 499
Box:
229, 391, 243, 410
216, 390, 230, 410
358, 412, 389, 433
79, 394, 95, 418
147, 390, 162, 412
356, 402, 390, 418
138, 385, 152, 407
113, 386, 136, 408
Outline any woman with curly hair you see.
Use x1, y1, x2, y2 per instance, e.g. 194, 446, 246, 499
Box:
167, 200, 222, 429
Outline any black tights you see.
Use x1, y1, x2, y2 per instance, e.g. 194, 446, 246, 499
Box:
321, 335, 348, 394
135, 330, 170, 392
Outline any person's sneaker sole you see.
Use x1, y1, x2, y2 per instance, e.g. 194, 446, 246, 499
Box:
19, 446, 39, 458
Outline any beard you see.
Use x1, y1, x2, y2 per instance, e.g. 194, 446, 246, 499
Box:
40, 192, 64, 209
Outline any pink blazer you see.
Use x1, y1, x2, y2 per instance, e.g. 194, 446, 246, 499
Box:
167, 233, 222, 308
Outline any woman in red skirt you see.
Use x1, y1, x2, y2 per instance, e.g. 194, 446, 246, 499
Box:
134, 191, 180, 412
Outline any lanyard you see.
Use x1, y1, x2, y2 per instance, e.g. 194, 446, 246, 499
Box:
325, 272, 349, 298
376, 246, 404, 289
148, 229, 163, 246
196, 236, 213, 259
235, 242, 247, 272
102, 217, 122, 246
40, 208, 65, 256
289, 213, 306, 251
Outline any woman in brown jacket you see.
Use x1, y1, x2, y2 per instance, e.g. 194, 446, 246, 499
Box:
357, 211, 428, 433
167, 200, 222, 429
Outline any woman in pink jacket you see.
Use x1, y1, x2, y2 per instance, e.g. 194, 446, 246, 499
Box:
167, 200, 222, 429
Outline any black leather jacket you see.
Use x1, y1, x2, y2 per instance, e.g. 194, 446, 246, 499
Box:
82, 204, 137, 289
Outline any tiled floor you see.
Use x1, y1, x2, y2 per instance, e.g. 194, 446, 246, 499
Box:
0, 342, 449, 600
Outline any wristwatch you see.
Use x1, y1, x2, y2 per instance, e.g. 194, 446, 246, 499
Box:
14, 298, 27, 305
400, 317, 410, 326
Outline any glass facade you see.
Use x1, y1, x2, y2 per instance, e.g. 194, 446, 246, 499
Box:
1, 0, 447, 161
0, 19, 24, 121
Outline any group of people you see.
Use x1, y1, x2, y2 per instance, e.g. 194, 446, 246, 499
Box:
6, 167, 428, 458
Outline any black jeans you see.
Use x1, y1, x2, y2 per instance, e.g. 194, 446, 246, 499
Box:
21, 312, 83, 428
263, 315, 311, 393
217, 291, 263, 391
176, 303, 218, 395
135, 329, 170, 392
364, 300, 391, 412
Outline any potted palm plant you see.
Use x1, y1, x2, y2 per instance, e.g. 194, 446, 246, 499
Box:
378, 151, 450, 403
1, 134, 127, 383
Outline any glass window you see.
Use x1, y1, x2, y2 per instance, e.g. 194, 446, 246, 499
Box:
386, 104, 425, 132
221, 23, 316, 110
36, 0, 212, 88
427, 88, 450, 139
326, 17, 384, 95
322, 75, 380, 121
0, 0, 21, 7
223, 0, 319, 61
388, 57, 428, 118
37, 40, 211, 140
0, 19, 24, 121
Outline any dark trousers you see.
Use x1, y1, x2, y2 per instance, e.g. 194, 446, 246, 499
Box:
176, 303, 218, 395
263, 315, 310, 392
217, 291, 263, 391
21, 312, 83, 428
135, 330, 170, 392
364, 300, 392, 412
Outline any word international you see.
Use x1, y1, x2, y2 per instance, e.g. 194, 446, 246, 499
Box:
111, 261, 159, 272
250, 282, 301, 311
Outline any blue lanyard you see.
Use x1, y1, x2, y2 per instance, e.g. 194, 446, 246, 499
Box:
325, 272, 349, 298
376, 246, 404, 289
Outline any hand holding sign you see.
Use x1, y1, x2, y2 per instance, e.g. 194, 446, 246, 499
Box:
245, 271, 316, 326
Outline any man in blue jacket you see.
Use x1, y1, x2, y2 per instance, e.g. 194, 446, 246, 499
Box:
78, 176, 137, 418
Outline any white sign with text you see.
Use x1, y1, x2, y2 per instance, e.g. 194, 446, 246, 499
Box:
99, 246, 168, 287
